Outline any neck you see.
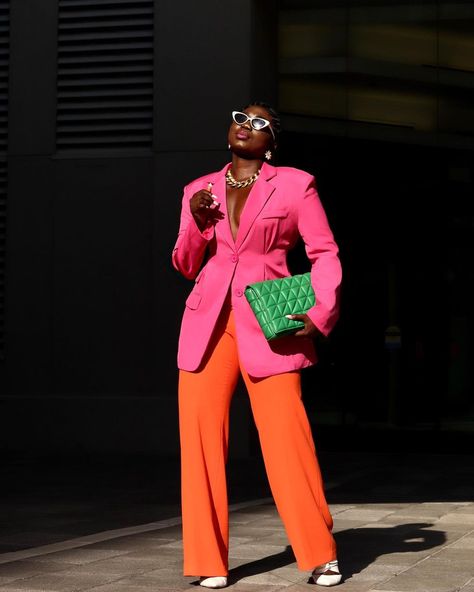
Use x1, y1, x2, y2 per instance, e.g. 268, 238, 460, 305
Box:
231, 155, 263, 180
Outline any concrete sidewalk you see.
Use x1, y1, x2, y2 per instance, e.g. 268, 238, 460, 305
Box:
0, 452, 473, 592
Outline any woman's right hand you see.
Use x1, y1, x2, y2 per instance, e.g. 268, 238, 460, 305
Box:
190, 189, 223, 231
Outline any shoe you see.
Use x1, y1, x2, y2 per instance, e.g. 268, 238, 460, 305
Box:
199, 576, 228, 588
312, 559, 342, 586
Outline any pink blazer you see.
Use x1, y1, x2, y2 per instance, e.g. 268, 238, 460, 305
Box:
172, 161, 342, 378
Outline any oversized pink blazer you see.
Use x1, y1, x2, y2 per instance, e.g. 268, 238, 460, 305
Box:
172, 161, 342, 378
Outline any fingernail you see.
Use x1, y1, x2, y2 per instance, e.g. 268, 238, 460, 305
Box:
286, 314, 294, 319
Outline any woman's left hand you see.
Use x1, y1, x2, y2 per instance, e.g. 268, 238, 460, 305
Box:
287, 314, 320, 338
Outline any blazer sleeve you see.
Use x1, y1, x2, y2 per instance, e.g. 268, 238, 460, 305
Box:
171, 183, 215, 280
296, 175, 342, 337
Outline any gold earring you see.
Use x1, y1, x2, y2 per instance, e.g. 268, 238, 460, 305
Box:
265, 150, 272, 160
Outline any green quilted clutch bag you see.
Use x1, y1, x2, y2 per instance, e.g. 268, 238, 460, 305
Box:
244, 272, 316, 340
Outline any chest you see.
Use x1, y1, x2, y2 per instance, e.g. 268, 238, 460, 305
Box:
226, 186, 252, 241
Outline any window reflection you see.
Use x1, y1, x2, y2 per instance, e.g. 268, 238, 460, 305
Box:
279, 1, 474, 142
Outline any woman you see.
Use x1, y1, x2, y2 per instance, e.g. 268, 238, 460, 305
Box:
172, 101, 343, 588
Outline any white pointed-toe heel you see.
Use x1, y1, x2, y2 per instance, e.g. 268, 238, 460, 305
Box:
199, 576, 228, 588
312, 559, 342, 586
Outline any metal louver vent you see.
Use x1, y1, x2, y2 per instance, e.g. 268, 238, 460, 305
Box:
56, 0, 154, 153
0, 1, 9, 361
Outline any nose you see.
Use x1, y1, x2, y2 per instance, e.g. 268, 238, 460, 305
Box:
239, 118, 252, 131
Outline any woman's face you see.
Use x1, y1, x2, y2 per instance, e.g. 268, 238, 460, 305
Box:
227, 105, 275, 160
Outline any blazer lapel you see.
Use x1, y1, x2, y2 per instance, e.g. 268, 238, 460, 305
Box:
204, 162, 234, 250
235, 162, 277, 250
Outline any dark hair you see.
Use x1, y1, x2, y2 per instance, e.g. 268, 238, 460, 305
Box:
243, 100, 281, 140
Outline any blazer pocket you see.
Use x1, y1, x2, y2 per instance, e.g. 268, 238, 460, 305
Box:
185, 292, 202, 310
260, 209, 287, 220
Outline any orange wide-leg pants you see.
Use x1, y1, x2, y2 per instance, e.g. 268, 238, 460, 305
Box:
178, 304, 337, 576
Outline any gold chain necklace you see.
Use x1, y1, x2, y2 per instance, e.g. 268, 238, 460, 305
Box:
225, 168, 261, 189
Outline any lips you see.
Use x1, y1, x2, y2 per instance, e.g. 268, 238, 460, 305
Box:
236, 130, 250, 140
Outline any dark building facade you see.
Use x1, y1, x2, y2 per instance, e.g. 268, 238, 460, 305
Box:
0, 1, 472, 458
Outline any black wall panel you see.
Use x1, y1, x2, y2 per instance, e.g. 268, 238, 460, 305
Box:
0, 0, 9, 362
1, 0, 278, 457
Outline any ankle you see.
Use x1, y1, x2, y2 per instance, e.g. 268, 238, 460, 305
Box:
313, 559, 339, 572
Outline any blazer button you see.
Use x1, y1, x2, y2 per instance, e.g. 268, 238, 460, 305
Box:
235, 288, 243, 297
231, 254, 238, 263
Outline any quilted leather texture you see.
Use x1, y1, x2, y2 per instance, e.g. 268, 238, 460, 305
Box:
244, 272, 316, 340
